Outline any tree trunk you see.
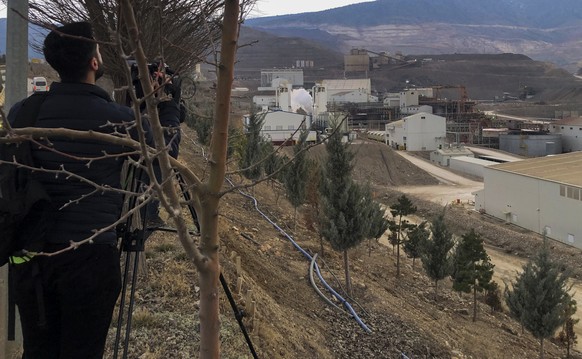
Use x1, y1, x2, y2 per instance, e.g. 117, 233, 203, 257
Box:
472, 285, 477, 322
198, 2, 239, 357
343, 250, 352, 297
396, 241, 401, 277
396, 215, 402, 277
294, 206, 297, 232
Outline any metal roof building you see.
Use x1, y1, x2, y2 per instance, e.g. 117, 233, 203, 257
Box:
474, 151, 582, 249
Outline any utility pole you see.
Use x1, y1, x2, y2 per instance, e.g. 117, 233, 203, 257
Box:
1, 0, 29, 357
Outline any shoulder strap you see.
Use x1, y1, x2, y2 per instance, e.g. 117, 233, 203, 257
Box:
12, 92, 49, 129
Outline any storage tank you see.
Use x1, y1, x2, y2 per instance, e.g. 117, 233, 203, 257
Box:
499, 133, 562, 157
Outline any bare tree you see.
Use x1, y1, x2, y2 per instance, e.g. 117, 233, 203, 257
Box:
25, 0, 255, 99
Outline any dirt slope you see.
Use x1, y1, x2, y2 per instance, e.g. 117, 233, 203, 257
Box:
105, 126, 582, 358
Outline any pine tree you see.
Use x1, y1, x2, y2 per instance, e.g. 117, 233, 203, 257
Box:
421, 213, 454, 298
284, 129, 310, 230
263, 141, 281, 184
388, 195, 417, 277
319, 130, 370, 296
558, 298, 578, 359
304, 162, 324, 254
451, 229, 495, 322
505, 240, 574, 359
239, 112, 265, 181
366, 200, 389, 256
403, 221, 429, 269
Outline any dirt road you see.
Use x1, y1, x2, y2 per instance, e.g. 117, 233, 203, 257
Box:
393, 151, 483, 205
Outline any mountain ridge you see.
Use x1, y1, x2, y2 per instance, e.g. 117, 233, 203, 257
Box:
245, 0, 582, 69
0, 18, 46, 59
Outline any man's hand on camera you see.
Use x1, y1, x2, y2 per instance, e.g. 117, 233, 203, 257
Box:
152, 72, 172, 103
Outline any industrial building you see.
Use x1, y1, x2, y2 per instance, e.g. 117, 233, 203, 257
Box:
313, 79, 375, 112
385, 112, 446, 151
244, 110, 315, 145
499, 130, 562, 157
549, 117, 582, 152
449, 156, 497, 179
430, 146, 474, 166
260, 69, 304, 89
474, 152, 582, 249
344, 49, 370, 73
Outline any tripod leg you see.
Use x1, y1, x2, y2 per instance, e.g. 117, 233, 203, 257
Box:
114, 249, 133, 359
122, 251, 141, 359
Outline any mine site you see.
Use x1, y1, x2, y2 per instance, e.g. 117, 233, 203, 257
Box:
2, 1, 582, 358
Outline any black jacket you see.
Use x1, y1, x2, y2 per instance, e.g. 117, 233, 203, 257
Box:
8, 82, 181, 245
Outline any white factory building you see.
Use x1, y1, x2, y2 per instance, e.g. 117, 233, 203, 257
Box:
385, 112, 446, 151
244, 110, 316, 145
474, 151, 582, 249
383, 88, 434, 115
549, 117, 582, 152
313, 79, 377, 116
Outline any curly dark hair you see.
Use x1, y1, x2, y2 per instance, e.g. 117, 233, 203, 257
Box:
43, 22, 98, 82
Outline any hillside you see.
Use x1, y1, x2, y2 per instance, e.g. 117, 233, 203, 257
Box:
245, 0, 582, 70
103, 126, 582, 358
235, 31, 582, 106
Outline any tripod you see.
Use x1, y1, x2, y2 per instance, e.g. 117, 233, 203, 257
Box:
113, 166, 258, 359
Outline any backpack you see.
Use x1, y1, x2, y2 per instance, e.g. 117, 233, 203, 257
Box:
0, 93, 51, 266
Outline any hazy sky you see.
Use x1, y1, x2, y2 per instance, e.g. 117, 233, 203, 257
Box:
250, 0, 373, 17
0, 1, 372, 18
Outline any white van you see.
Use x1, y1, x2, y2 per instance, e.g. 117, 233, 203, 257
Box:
32, 77, 49, 92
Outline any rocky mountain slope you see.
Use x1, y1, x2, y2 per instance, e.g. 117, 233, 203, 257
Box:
246, 0, 582, 70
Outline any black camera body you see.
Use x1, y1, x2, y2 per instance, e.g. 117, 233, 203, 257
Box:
129, 62, 175, 84
126, 60, 185, 122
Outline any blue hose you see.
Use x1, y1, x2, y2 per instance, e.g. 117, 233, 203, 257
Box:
229, 179, 371, 333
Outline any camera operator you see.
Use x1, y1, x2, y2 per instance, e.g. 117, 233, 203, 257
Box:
128, 61, 184, 226
7, 22, 181, 359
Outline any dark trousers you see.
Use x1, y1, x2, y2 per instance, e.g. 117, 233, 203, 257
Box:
11, 243, 121, 359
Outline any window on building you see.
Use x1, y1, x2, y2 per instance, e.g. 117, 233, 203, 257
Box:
544, 226, 552, 235
403, 136, 407, 140
276, 125, 283, 130
561, 126, 564, 129
568, 234, 575, 243
571, 127, 574, 130
421, 116, 426, 119
560, 185, 566, 197
567, 187, 580, 200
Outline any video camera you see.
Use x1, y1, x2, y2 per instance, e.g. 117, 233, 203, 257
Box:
126, 60, 185, 123
128, 60, 178, 99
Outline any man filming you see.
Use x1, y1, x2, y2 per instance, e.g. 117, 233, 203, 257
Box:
7, 21, 181, 359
